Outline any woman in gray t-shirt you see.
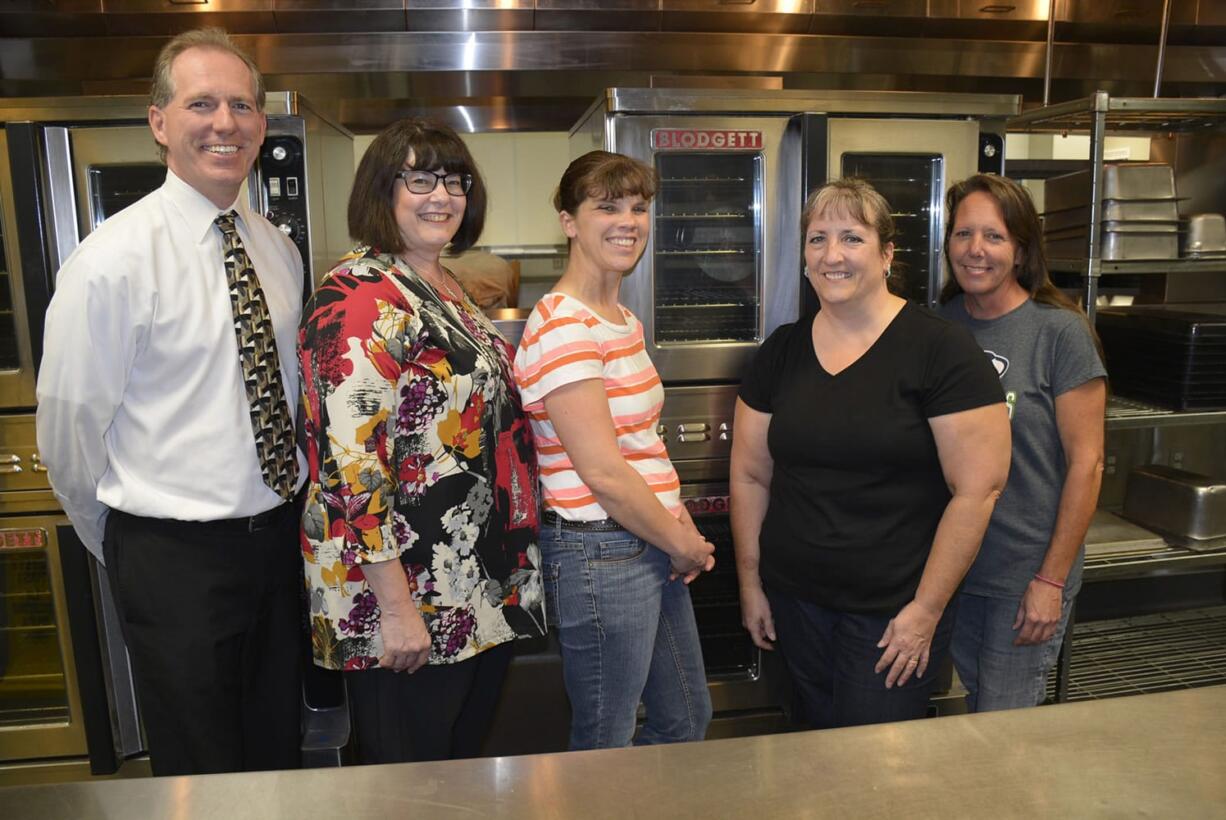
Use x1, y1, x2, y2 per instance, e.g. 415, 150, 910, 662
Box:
939, 173, 1107, 712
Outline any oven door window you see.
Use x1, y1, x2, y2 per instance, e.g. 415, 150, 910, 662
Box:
654, 153, 762, 344
87, 164, 168, 231
840, 153, 942, 306
0, 542, 71, 727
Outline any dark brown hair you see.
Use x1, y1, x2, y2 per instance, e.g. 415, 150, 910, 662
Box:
554, 151, 656, 215
348, 118, 487, 255
940, 174, 1071, 309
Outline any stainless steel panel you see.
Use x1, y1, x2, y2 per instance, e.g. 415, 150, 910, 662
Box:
0, 131, 38, 411
929, 0, 1050, 21
6, 686, 1226, 818
406, 0, 533, 31
602, 87, 1019, 118
1057, 0, 1166, 26
534, 0, 661, 32
100, 0, 276, 35
661, 0, 814, 34
815, 0, 924, 16
273, 0, 405, 33
39, 128, 79, 277
0, 0, 104, 37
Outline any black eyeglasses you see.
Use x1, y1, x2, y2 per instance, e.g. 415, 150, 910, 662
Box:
394, 169, 473, 196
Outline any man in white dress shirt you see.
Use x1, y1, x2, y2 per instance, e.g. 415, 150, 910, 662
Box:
36, 28, 304, 776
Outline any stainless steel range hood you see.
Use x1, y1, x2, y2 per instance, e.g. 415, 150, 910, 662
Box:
1, 0, 1223, 133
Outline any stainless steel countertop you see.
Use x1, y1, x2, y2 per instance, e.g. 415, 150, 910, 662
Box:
5, 686, 1225, 819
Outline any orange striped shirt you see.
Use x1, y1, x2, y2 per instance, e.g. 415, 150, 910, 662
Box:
513, 293, 681, 521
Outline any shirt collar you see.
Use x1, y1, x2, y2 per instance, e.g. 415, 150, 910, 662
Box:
161, 168, 252, 245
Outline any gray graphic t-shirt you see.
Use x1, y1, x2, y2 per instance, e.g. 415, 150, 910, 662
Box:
941, 296, 1107, 599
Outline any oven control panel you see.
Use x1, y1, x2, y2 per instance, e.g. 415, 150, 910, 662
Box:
258, 135, 310, 283
658, 384, 737, 461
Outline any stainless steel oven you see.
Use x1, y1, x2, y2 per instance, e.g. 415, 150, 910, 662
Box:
571, 88, 1018, 387
0, 93, 353, 771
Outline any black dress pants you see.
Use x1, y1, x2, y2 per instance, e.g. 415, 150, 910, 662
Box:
344, 640, 515, 764
102, 505, 303, 776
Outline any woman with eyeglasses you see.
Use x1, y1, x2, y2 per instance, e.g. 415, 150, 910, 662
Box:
298, 118, 545, 764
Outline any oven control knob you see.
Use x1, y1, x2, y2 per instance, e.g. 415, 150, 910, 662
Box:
712, 497, 728, 513
685, 500, 699, 514
267, 210, 304, 242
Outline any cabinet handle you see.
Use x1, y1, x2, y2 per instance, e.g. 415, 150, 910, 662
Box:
0, 464, 23, 474
978, 4, 1016, 12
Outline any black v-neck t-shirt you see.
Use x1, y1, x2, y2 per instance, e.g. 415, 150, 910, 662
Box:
739, 302, 1004, 614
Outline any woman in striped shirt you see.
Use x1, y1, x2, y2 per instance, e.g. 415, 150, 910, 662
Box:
513, 151, 714, 750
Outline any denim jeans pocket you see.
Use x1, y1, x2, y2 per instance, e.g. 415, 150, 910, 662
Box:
589, 537, 648, 566
543, 561, 562, 628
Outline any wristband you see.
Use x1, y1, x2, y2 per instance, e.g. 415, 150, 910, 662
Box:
1033, 573, 1065, 590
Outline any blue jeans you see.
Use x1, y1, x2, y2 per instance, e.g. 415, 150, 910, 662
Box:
766, 586, 957, 729
951, 590, 1075, 712
540, 519, 712, 750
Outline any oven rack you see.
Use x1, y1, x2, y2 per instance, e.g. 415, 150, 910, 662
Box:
1046, 606, 1226, 702
656, 212, 749, 220
1102, 394, 1226, 430
660, 176, 747, 184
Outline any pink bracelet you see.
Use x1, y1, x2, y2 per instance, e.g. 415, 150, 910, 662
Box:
1033, 573, 1066, 590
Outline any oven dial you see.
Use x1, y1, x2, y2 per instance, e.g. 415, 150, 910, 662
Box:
267, 210, 305, 242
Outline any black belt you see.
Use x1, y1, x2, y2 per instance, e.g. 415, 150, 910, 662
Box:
541, 509, 624, 532
205, 502, 292, 533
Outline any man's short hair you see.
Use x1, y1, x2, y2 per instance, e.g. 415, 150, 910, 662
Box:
149, 28, 266, 163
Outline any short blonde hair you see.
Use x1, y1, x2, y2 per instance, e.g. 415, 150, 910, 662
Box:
149, 28, 265, 163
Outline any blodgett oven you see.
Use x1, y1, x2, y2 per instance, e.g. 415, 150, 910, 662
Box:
0, 94, 352, 771
570, 88, 1018, 727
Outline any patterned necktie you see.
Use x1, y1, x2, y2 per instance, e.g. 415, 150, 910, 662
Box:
215, 210, 299, 501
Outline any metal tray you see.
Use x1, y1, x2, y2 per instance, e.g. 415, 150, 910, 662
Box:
1045, 163, 1177, 211
1042, 200, 1181, 233
1045, 230, 1178, 260
1122, 464, 1226, 543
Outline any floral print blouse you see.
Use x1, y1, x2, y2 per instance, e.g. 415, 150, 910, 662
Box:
298, 247, 545, 671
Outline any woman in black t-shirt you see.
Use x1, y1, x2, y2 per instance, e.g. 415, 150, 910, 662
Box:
729, 178, 1011, 729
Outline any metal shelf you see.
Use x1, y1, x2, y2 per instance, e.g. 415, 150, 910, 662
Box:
1010, 95, 1226, 135
1047, 607, 1226, 703
1084, 543, 1226, 583
1048, 257, 1226, 276
1104, 395, 1226, 431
